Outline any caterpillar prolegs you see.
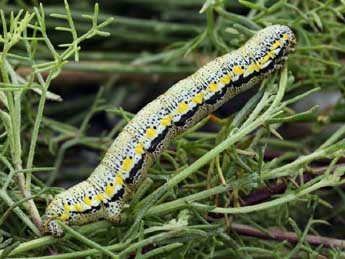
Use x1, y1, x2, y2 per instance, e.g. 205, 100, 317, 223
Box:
43, 25, 296, 236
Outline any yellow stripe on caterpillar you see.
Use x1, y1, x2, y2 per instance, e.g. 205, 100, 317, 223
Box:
74, 203, 83, 212
177, 102, 189, 113
59, 213, 69, 221
122, 157, 133, 171
220, 74, 231, 85
208, 83, 219, 92
135, 143, 145, 155
192, 92, 204, 104
63, 203, 71, 212
146, 127, 157, 139
160, 114, 173, 126
233, 65, 244, 75
105, 183, 115, 197
115, 174, 124, 185
83, 196, 93, 206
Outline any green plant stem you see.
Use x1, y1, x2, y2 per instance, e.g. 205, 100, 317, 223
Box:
0, 190, 41, 236
1, 43, 42, 234
145, 184, 231, 216
0, 221, 111, 257
193, 175, 339, 214
58, 222, 119, 259
140, 243, 183, 259
118, 229, 205, 258
0, 56, 21, 171
26, 73, 54, 187
146, 170, 342, 217
231, 222, 345, 249
262, 139, 345, 180
215, 6, 260, 30
1, 227, 197, 259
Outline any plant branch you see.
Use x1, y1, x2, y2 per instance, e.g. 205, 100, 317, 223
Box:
231, 222, 345, 249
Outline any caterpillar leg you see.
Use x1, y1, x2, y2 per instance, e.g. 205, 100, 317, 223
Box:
274, 63, 284, 70
103, 200, 124, 224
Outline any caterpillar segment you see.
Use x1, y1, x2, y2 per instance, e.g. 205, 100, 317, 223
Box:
43, 25, 296, 236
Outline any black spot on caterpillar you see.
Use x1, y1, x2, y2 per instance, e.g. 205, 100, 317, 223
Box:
43, 25, 296, 236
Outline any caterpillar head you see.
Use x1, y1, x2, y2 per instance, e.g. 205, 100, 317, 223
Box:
270, 24, 296, 60
252, 24, 296, 73
42, 181, 103, 237
42, 195, 66, 237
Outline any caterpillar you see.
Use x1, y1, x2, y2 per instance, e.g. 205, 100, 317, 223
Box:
43, 24, 296, 236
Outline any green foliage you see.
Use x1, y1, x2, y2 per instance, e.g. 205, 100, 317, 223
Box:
1, 0, 345, 258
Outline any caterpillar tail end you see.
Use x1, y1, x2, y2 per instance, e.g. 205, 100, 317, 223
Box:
42, 196, 67, 237
42, 214, 65, 237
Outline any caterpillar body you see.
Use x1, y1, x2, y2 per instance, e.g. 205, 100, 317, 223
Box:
43, 25, 296, 236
